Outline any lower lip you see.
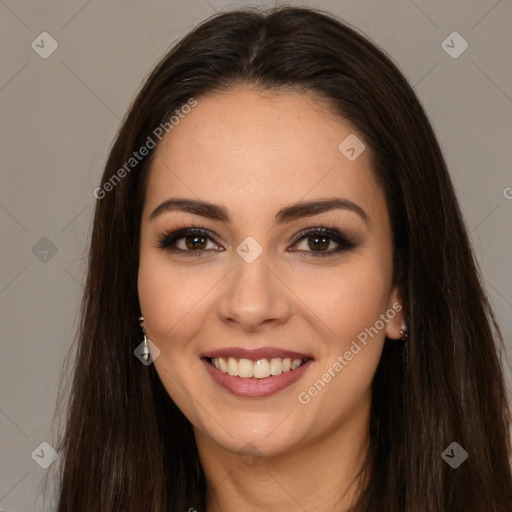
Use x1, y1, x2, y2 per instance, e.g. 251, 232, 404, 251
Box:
202, 358, 313, 398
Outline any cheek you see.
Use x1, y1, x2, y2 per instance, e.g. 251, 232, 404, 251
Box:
137, 252, 221, 351
298, 262, 391, 395
297, 288, 389, 427
138, 252, 188, 340
137, 255, 210, 422
300, 259, 392, 339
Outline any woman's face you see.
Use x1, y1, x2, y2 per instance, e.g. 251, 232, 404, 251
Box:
138, 86, 404, 459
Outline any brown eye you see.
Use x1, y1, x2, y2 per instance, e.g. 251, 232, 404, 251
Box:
291, 227, 356, 257
306, 234, 331, 252
184, 234, 208, 250
157, 228, 223, 254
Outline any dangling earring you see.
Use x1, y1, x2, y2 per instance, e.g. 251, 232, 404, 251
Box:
400, 323, 409, 411
400, 324, 409, 373
138, 315, 150, 362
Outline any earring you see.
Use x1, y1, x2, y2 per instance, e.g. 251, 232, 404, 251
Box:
400, 323, 409, 369
400, 323, 409, 411
138, 315, 150, 362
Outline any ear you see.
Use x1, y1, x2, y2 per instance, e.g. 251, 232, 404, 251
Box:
384, 284, 407, 340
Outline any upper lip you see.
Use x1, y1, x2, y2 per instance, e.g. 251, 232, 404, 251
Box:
201, 347, 314, 361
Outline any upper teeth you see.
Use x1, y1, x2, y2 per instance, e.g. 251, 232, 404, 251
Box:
211, 357, 304, 379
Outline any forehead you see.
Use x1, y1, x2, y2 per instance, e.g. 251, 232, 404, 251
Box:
143, 86, 385, 224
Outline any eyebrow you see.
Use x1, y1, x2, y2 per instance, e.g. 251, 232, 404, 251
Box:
149, 197, 370, 227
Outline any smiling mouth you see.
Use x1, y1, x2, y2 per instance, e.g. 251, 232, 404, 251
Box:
205, 356, 311, 379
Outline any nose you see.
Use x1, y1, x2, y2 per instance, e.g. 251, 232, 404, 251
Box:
217, 248, 293, 332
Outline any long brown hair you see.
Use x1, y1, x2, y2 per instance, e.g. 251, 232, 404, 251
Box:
55, 5, 512, 511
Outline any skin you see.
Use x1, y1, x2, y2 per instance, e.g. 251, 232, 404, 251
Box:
138, 86, 405, 512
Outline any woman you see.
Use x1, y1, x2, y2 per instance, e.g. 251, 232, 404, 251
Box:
55, 5, 512, 511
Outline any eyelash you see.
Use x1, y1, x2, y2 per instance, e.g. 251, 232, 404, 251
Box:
154, 222, 358, 258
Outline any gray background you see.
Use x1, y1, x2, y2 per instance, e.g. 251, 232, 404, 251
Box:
1, 0, 511, 510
